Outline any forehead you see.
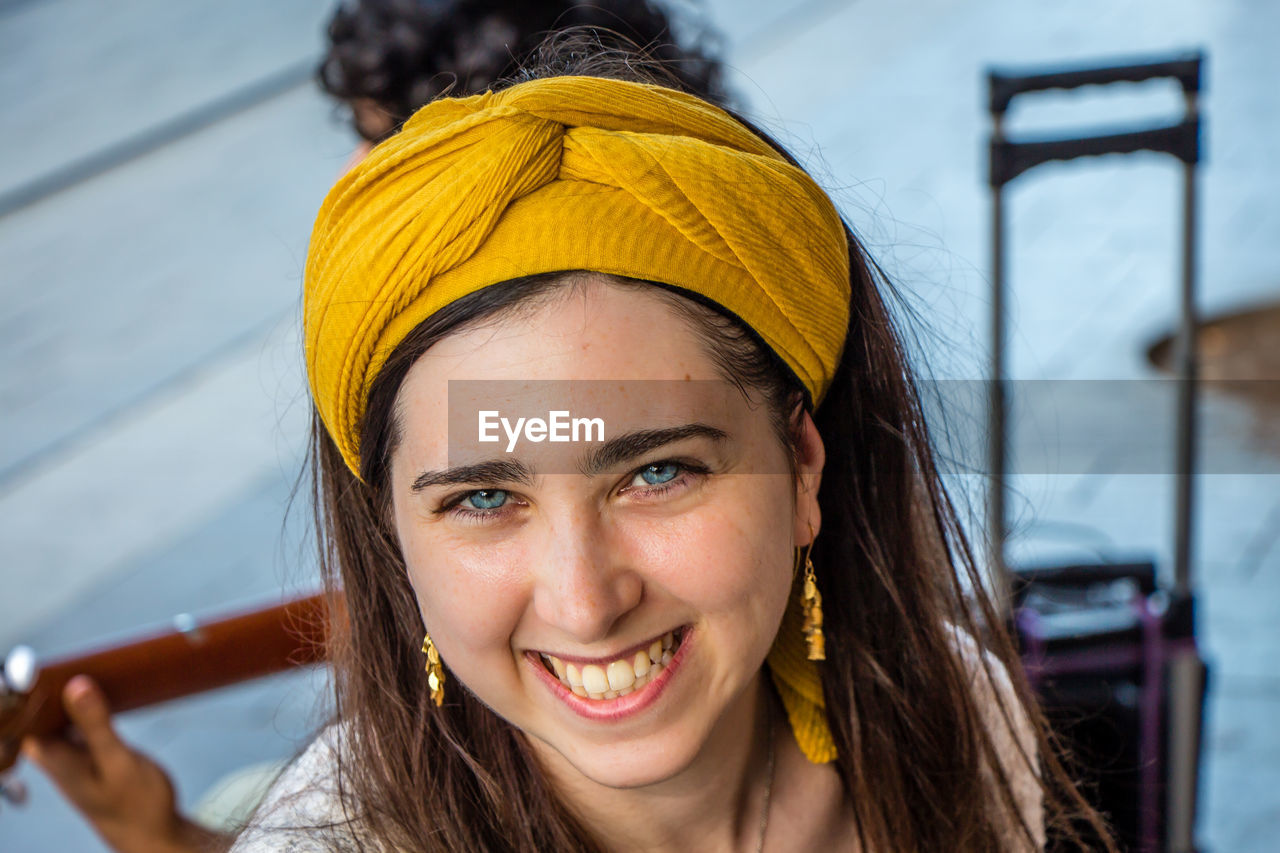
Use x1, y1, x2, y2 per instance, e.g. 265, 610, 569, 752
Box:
399, 277, 722, 395
390, 277, 763, 469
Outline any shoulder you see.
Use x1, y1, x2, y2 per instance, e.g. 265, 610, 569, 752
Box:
227, 723, 366, 853
949, 626, 1046, 851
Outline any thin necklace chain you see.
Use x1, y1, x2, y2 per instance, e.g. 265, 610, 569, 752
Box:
756, 701, 776, 853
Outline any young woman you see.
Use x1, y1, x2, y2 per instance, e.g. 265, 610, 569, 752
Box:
227, 47, 1116, 852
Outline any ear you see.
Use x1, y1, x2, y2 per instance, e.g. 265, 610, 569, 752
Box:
790, 402, 825, 547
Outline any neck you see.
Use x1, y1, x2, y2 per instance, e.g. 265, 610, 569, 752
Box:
535, 673, 776, 852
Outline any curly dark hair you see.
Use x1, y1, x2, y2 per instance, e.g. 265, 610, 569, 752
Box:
317, 0, 729, 141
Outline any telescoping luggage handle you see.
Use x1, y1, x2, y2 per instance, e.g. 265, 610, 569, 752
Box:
985, 51, 1206, 853
988, 52, 1203, 186
985, 50, 1203, 600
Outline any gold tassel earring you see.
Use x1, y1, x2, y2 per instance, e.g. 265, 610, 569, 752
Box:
422, 634, 446, 706
800, 536, 825, 661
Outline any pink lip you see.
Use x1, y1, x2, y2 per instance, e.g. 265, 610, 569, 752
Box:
524, 627, 694, 722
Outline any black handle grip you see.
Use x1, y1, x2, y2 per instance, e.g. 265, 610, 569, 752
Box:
1011, 561, 1158, 598
988, 50, 1203, 114
990, 118, 1199, 187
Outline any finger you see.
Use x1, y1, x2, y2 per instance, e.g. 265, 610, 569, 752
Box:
20, 734, 96, 798
61, 676, 132, 776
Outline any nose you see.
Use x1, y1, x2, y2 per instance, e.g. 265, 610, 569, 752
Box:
531, 511, 643, 645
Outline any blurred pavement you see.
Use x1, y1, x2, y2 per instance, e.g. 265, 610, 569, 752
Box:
2, 0, 1277, 849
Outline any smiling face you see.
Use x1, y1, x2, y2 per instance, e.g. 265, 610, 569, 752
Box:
386, 274, 822, 790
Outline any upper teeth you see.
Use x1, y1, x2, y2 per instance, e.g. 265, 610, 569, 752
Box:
541, 630, 680, 700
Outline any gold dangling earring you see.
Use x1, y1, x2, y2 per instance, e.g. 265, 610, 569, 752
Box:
422, 634, 446, 706
800, 529, 825, 661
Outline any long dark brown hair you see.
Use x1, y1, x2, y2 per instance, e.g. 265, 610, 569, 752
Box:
275, 45, 1118, 853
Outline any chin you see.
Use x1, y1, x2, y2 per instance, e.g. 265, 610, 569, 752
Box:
553, 730, 705, 790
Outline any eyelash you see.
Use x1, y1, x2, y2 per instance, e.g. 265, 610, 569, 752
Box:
438, 459, 710, 524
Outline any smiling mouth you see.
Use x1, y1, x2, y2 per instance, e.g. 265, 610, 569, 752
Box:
538, 628, 686, 700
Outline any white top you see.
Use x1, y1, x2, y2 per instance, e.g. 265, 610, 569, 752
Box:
954, 627, 1046, 851
228, 723, 362, 853
230, 639, 1044, 852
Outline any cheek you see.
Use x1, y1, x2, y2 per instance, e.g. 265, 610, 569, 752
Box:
398, 523, 532, 660
622, 477, 795, 613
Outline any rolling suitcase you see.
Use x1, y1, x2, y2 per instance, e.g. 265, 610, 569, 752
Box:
984, 51, 1211, 852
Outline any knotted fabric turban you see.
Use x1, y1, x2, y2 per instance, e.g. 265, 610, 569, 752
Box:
303, 75, 846, 763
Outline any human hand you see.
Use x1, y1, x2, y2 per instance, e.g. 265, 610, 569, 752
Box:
20, 675, 230, 853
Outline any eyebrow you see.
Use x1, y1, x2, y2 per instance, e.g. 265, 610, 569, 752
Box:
411, 459, 535, 492
579, 423, 728, 476
409, 423, 728, 492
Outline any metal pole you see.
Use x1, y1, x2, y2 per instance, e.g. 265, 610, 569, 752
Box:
1167, 651, 1206, 852
1172, 150, 1198, 599
1167, 89, 1202, 853
989, 119, 1009, 615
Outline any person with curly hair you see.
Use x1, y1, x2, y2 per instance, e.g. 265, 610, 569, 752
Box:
318, 0, 729, 154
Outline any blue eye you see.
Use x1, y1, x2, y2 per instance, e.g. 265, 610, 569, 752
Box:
465, 489, 508, 510
637, 463, 680, 486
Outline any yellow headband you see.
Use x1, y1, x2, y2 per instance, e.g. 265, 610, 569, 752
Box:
304, 75, 849, 475
303, 75, 845, 763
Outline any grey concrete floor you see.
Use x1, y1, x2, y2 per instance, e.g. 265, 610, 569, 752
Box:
2, 0, 1277, 850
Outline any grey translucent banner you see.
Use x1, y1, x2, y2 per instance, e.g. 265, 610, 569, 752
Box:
443, 379, 1280, 477
446, 380, 797, 476
919, 379, 1280, 475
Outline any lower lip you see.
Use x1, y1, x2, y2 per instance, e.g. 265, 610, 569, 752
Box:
526, 629, 693, 722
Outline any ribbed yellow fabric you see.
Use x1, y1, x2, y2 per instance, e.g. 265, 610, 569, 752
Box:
767, 577, 838, 763
304, 76, 850, 474
302, 75, 844, 765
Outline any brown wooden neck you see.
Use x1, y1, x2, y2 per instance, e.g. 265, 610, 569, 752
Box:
1, 592, 336, 773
